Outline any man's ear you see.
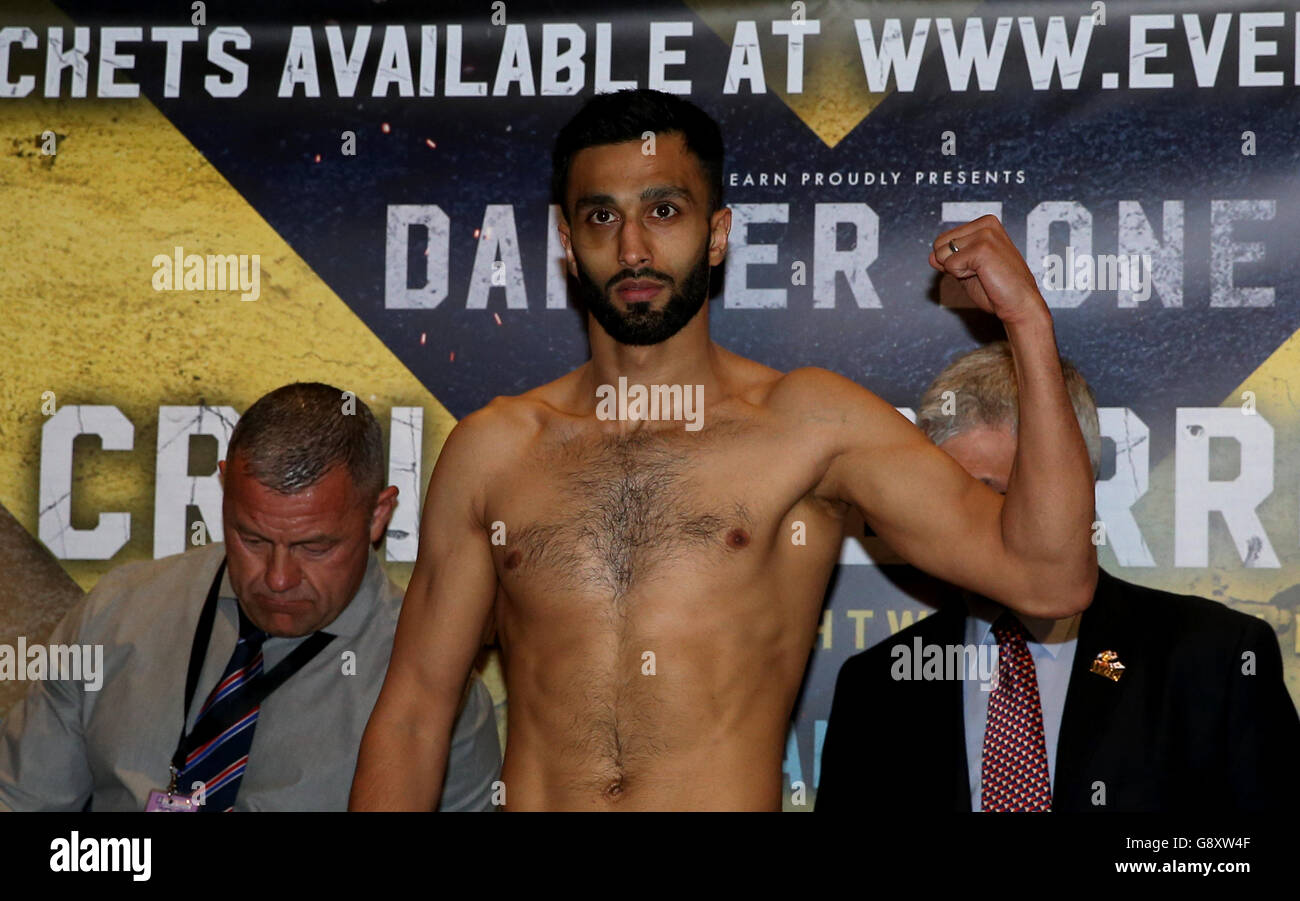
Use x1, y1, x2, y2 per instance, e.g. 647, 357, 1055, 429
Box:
368, 485, 400, 546
707, 206, 731, 267
217, 459, 226, 483
556, 217, 579, 279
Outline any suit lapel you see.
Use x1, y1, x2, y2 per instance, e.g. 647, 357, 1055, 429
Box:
926, 603, 974, 811
1055, 569, 1130, 809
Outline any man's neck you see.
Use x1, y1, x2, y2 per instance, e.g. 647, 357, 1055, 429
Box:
578, 314, 726, 418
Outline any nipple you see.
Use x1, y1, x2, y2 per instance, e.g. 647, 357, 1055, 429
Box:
726, 528, 751, 549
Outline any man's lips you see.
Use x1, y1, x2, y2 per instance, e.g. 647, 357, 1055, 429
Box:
255, 595, 310, 612
614, 279, 666, 302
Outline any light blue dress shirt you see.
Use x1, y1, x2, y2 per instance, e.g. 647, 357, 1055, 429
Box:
962, 593, 1080, 811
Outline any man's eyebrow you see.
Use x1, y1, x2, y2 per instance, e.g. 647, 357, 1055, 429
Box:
293, 535, 337, 546
574, 192, 616, 210
641, 184, 693, 203
235, 526, 335, 546
574, 184, 694, 210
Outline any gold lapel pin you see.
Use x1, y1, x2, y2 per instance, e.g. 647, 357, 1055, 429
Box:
1091, 649, 1125, 682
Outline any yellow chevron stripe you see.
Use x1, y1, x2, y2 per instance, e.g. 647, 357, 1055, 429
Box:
0, 84, 457, 590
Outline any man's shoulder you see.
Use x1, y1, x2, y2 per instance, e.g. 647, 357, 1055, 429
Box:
1094, 569, 1275, 647
71, 542, 225, 638
758, 366, 914, 446
88, 542, 224, 603
764, 366, 873, 407
371, 567, 406, 633
449, 388, 559, 458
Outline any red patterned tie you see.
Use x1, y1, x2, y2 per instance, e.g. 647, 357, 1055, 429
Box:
980, 613, 1052, 811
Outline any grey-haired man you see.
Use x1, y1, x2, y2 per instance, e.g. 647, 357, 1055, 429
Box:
818, 344, 1300, 812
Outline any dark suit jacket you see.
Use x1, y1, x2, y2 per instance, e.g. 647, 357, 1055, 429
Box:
816, 567, 1300, 812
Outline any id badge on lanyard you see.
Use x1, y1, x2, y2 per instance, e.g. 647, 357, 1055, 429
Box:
145, 768, 201, 812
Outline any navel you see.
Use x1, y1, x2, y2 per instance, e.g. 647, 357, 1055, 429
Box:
504, 549, 522, 570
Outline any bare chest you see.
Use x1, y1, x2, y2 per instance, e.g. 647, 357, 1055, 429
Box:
489, 424, 773, 602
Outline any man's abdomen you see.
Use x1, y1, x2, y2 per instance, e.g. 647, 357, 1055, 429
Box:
499, 725, 786, 811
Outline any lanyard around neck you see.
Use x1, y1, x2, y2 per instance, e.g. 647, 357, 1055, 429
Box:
169, 558, 336, 778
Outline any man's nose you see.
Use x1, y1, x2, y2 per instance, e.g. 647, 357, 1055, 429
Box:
264, 545, 301, 592
618, 219, 651, 269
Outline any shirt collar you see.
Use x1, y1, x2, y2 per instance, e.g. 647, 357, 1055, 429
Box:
218, 546, 384, 641
964, 591, 1080, 659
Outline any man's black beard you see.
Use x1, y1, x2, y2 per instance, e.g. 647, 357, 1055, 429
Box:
574, 242, 711, 346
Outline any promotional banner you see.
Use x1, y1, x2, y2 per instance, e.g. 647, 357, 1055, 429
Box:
2, 0, 1298, 814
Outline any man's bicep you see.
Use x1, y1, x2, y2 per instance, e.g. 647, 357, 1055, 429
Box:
829, 419, 1014, 599
386, 424, 500, 708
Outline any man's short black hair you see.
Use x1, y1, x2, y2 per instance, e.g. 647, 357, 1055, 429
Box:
551, 89, 724, 219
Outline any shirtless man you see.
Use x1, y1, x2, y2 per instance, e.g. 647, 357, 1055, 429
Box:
350, 89, 1097, 811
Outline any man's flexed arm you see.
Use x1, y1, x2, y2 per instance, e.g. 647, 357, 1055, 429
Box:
811, 216, 1097, 618
350, 407, 502, 811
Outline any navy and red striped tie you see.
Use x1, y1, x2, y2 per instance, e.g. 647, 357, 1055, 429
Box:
178, 609, 268, 812
980, 613, 1053, 812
